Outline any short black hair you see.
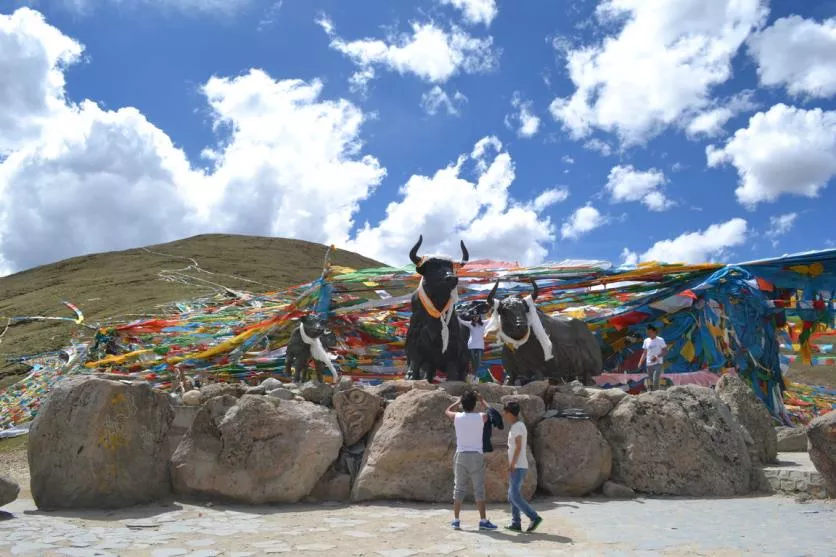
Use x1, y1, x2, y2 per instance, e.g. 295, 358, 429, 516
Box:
461, 390, 478, 412
503, 401, 521, 416
646, 324, 657, 332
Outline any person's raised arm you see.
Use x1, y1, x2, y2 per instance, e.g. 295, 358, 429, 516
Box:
477, 393, 489, 422
445, 398, 461, 419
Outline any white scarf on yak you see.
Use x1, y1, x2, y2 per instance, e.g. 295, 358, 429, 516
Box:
485, 295, 553, 360
299, 324, 340, 381
416, 278, 458, 354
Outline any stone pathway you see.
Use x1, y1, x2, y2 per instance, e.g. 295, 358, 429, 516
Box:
0, 495, 834, 557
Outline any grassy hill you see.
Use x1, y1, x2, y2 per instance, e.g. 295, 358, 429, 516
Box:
0, 234, 384, 386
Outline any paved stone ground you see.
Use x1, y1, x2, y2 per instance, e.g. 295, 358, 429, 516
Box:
1, 495, 833, 557
763, 453, 829, 499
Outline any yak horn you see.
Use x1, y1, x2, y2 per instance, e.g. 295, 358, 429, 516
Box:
531, 279, 539, 301
409, 235, 423, 265
459, 240, 469, 265
486, 280, 499, 307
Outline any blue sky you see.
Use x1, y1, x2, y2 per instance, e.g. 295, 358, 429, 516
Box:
0, 0, 834, 273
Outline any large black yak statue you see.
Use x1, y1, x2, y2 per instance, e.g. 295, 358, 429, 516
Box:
405, 235, 471, 382
486, 280, 602, 385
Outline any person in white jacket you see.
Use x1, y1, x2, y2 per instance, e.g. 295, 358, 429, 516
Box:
458, 315, 486, 379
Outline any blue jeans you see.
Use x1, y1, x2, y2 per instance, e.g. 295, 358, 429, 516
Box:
508, 468, 538, 525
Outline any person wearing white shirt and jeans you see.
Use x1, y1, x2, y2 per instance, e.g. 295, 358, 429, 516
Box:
638, 324, 668, 391
502, 401, 542, 533
458, 315, 486, 379
445, 390, 498, 531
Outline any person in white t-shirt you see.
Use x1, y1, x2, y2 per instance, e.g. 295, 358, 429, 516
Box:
502, 401, 542, 533
458, 315, 486, 378
638, 324, 668, 391
444, 390, 497, 531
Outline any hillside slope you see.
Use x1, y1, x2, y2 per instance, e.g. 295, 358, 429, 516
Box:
0, 234, 384, 376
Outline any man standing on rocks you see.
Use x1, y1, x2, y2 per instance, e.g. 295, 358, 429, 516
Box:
445, 390, 498, 531
503, 401, 543, 533
638, 324, 668, 391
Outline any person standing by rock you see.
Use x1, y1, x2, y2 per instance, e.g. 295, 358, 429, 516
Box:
502, 401, 542, 533
638, 324, 668, 391
458, 315, 486, 382
445, 390, 498, 531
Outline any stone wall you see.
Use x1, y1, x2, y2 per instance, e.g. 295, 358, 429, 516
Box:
28, 376, 790, 510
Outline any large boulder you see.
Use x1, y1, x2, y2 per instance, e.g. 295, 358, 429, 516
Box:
806, 411, 836, 497
776, 426, 808, 452
500, 395, 545, 428
28, 377, 174, 510
485, 446, 537, 502
352, 389, 456, 503
0, 475, 20, 508
308, 470, 351, 502
600, 385, 752, 496
199, 382, 245, 403
298, 381, 333, 407
369, 379, 436, 400
171, 395, 342, 503
333, 388, 384, 446
517, 380, 550, 403
351, 389, 534, 503
551, 391, 613, 419
716, 373, 778, 464
533, 418, 611, 496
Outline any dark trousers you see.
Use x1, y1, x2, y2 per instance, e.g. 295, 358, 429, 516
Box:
469, 349, 483, 375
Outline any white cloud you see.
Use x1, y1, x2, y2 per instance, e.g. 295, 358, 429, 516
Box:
347, 137, 556, 265
549, 0, 768, 146
0, 8, 83, 154
748, 15, 836, 99
706, 104, 836, 207
562, 155, 575, 164
199, 71, 387, 243
0, 8, 386, 273
625, 218, 748, 264
531, 187, 570, 211
320, 17, 498, 90
685, 91, 758, 138
583, 138, 612, 156
421, 86, 467, 116
766, 212, 797, 247
439, 0, 497, 27
504, 92, 540, 138
620, 247, 639, 266
561, 204, 606, 239
605, 165, 673, 211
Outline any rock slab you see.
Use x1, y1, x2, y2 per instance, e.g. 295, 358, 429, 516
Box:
600, 385, 752, 496
716, 373, 778, 463
0, 475, 20, 507
28, 376, 174, 509
333, 388, 383, 446
776, 426, 808, 453
533, 418, 611, 496
806, 411, 836, 497
171, 395, 342, 503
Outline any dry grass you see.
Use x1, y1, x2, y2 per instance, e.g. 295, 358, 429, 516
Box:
0, 234, 383, 382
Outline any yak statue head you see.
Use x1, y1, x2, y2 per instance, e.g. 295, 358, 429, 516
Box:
409, 235, 469, 295
486, 280, 539, 340
300, 314, 326, 338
